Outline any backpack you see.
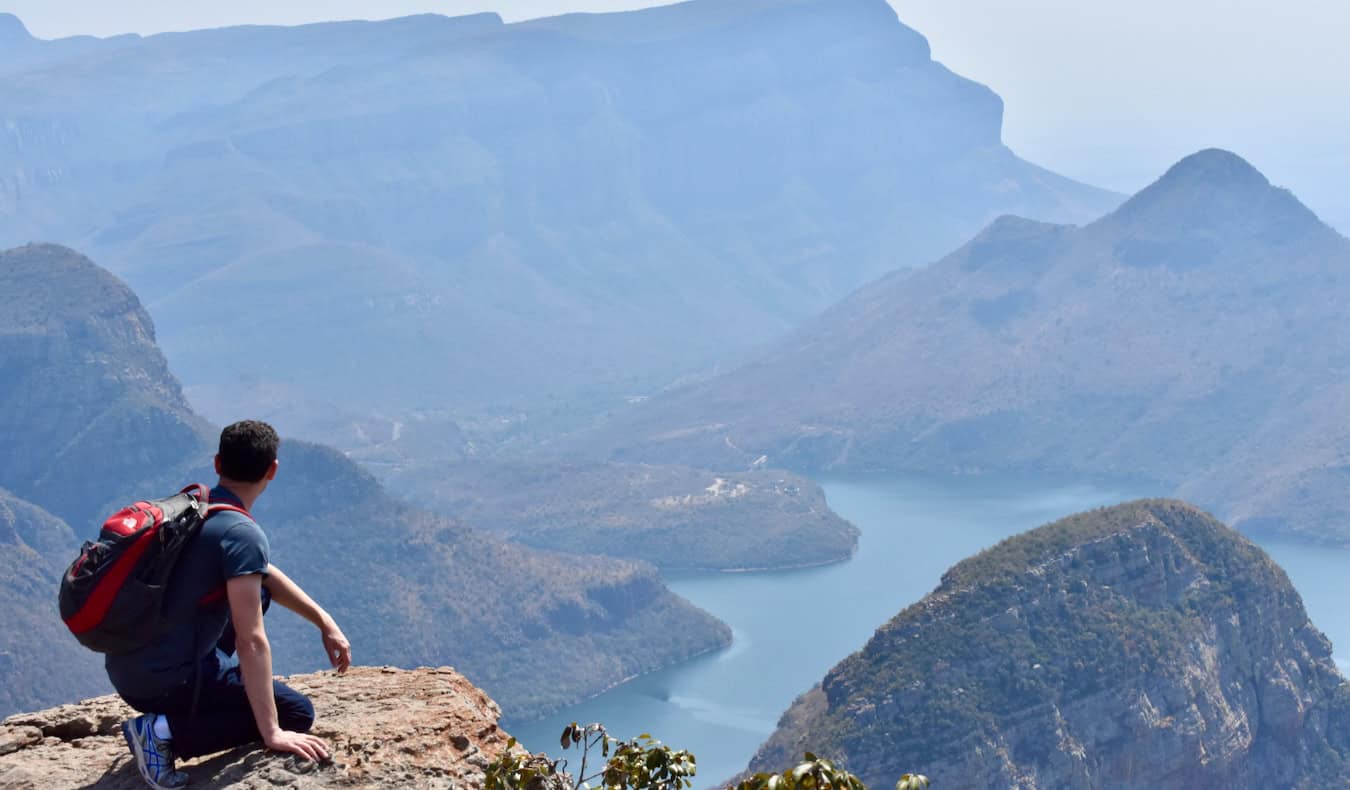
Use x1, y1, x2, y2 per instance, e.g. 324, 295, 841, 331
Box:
59, 483, 249, 655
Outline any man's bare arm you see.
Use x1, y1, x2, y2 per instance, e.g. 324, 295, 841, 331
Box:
262, 564, 351, 673
226, 574, 330, 761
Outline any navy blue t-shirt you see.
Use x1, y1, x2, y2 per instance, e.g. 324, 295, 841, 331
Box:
105, 486, 270, 698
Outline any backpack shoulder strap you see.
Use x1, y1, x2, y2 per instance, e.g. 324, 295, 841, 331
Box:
205, 503, 251, 521
180, 483, 211, 503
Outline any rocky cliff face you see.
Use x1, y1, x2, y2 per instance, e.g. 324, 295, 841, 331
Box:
0, 667, 525, 789
746, 500, 1350, 789
0, 244, 211, 527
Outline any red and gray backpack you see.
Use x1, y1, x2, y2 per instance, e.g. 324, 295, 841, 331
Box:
59, 484, 249, 654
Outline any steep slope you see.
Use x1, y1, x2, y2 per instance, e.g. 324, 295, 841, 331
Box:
0, 244, 211, 527
384, 461, 858, 571
0, 490, 105, 717
747, 500, 1350, 788
600, 149, 1350, 543
0, 1, 1117, 438
0, 243, 729, 720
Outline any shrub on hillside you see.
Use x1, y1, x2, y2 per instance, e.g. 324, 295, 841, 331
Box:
484, 723, 928, 790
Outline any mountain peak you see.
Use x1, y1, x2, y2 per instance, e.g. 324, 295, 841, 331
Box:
0, 13, 34, 44
0, 244, 142, 329
1128, 148, 1275, 207
1157, 148, 1269, 190
1095, 148, 1326, 244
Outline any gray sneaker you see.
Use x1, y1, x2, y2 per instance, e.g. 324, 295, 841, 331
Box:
121, 714, 190, 789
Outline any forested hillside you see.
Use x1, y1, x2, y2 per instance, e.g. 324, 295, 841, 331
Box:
0, 243, 729, 719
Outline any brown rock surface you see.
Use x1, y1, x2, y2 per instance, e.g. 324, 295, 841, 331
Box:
0, 666, 525, 789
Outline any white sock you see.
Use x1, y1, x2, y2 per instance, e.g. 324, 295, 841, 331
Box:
152, 714, 172, 741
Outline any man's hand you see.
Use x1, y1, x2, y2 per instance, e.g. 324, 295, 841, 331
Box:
264, 729, 330, 762
321, 621, 352, 674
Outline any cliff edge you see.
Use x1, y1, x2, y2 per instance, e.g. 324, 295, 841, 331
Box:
0, 667, 521, 789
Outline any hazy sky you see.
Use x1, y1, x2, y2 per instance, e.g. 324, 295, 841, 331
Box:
5, 0, 1348, 230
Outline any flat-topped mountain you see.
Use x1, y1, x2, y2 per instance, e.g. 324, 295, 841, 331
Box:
0, 0, 1116, 438
599, 150, 1350, 544
747, 500, 1350, 788
384, 460, 858, 571
0, 243, 729, 720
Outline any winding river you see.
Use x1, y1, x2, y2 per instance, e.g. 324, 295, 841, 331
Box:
505, 474, 1349, 787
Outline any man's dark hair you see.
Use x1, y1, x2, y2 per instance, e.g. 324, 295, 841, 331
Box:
218, 420, 280, 483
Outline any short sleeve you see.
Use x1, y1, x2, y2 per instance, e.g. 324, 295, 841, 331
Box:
219, 520, 271, 579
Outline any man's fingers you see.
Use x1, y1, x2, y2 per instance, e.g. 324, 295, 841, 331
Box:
273, 731, 330, 763
330, 643, 352, 673
323, 630, 352, 674
297, 736, 326, 762
310, 735, 330, 761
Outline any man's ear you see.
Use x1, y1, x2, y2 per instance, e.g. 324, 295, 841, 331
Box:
213, 454, 222, 475
265, 459, 279, 481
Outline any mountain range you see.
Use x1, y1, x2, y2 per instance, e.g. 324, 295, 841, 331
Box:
595, 149, 1350, 545
0, 243, 732, 720
0, 1, 1116, 442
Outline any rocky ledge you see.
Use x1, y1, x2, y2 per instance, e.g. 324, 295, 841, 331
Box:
0, 666, 521, 789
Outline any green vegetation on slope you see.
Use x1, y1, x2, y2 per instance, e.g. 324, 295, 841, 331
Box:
747, 500, 1350, 788
0, 490, 106, 716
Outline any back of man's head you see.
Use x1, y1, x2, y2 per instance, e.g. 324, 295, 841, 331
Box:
218, 420, 280, 483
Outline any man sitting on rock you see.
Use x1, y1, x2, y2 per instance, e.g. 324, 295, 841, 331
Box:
107, 420, 353, 789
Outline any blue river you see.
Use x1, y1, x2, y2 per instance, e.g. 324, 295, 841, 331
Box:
505, 474, 1348, 787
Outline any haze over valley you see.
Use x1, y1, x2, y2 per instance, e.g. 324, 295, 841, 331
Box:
595, 149, 1350, 549
0, 0, 1115, 443
2, 2, 1349, 788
